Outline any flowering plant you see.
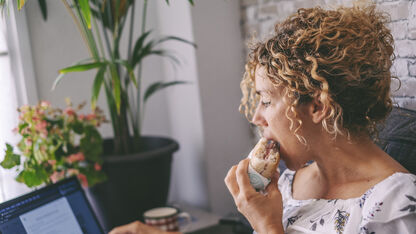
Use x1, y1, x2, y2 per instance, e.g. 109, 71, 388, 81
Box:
3, 0, 196, 155
0, 100, 107, 188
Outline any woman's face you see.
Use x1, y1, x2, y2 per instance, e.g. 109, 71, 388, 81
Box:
251, 66, 312, 170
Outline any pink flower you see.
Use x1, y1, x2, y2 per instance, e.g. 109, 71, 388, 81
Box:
40, 101, 50, 108
66, 152, 85, 163
86, 113, 96, 121
50, 171, 65, 183
35, 120, 47, 132
77, 173, 88, 187
35, 108, 45, 116
94, 163, 102, 171
79, 114, 85, 120
64, 107, 75, 116
12, 127, 18, 134
48, 160, 56, 166
24, 138, 32, 147
32, 116, 40, 122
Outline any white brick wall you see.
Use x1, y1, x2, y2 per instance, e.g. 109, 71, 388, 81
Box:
240, 0, 416, 110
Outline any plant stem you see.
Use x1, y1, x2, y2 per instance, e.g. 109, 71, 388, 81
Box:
103, 80, 121, 152
61, 0, 93, 58
136, 0, 148, 134
125, 1, 138, 139
92, 0, 111, 58
105, 0, 114, 35
91, 13, 105, 59
141, 0, 147, 35
127, 0, 135, 62
71, 0, 100, 60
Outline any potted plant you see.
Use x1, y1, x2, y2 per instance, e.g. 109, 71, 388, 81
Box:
0, 100, 107, 188
5, 0, 196, 229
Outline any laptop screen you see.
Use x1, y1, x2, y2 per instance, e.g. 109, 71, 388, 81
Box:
0, 177, 104, 234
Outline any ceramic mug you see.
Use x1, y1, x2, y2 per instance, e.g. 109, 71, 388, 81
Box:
143, 207, 191, 232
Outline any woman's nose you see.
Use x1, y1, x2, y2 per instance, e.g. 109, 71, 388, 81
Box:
251, 105, 268, 127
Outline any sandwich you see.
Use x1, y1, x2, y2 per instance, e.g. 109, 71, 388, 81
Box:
249, 138, 280, 180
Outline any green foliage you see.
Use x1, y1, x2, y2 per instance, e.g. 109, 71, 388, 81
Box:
18, 0, 196, 154
0, 144, 20, 169
0, 101, 107, 188
37, 0, 47, 20
144, 81, 188, 103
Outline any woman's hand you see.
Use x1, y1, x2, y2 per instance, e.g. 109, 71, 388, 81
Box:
224, 158, 284, 234
108, 220, 181, 234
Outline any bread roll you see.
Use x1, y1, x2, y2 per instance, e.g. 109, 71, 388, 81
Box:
249, 138, 280, 179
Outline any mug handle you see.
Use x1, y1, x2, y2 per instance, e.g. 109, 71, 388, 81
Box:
177, 212, 192, 233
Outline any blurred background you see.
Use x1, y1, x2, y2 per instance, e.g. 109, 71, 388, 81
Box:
0, 0, 415, 220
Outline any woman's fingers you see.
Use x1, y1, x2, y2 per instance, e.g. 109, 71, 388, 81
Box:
265, 170, 280, 195
109, 221, 169, 234
109, 221, 140, 234
225, 165, 239, 197
235, 158, 256, 196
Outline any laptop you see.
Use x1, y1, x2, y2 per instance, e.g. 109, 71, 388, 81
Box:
0, 177, 105, 234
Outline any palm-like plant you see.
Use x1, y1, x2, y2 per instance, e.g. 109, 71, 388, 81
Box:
15, 0, 195, 154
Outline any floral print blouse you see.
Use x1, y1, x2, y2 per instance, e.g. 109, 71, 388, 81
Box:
271, 169, 416, 234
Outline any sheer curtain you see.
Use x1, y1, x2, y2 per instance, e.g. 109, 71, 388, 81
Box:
0, 6, 31, 203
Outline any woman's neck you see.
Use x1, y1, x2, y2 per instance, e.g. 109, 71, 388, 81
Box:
310, 135, 405, 189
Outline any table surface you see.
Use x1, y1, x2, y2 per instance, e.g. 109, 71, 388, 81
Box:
176, 203, 221, 232
177, 203, 253, 234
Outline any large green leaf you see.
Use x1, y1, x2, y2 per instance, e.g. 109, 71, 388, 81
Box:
131, 30, 152, 62
148, 49, 180, 65
80, 126, 103, 163
79, 0, 92, 29
109, 64, 121, 114
155, 35, 197, 48
0, 144, 20, 169
37, 0, 47, 20
103, 82, 120, 136
91, 65, 107, 110
133, 37, 190, 68
132, 41, 154, 67
53, 61, 104, 90
79, 167, 106, 187
52, 58, 96, 90
59, 62, 105, 74
71, 121, 84, 134
144, 81, 187, 103
115, 59, 137, 87
165, 0, 194, 6
16, 168, 46, 187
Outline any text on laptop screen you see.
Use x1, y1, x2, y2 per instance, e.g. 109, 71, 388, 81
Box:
0, 177, 103, 234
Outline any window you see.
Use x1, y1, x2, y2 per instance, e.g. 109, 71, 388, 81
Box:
0, 1, 37, 202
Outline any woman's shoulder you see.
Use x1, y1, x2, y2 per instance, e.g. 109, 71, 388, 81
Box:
366, 172, 416, 198
359, 172, 416, 222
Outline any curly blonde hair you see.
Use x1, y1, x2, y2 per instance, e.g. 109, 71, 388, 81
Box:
240, 4, 395, 141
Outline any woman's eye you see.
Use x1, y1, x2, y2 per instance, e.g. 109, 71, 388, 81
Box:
262, 101, 271, 107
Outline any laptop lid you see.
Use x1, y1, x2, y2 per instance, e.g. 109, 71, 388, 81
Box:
0, 177, 104, 234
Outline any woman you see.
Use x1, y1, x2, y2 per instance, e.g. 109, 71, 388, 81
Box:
225, 4, 416, 234
110, 4, 416, 234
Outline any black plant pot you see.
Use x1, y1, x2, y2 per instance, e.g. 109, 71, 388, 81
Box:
86, 136, 179, 231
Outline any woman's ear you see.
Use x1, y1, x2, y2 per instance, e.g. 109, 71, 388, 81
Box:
309, 97, 327, 124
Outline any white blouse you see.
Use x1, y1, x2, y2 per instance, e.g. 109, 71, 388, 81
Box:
273, 169, 416, 234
